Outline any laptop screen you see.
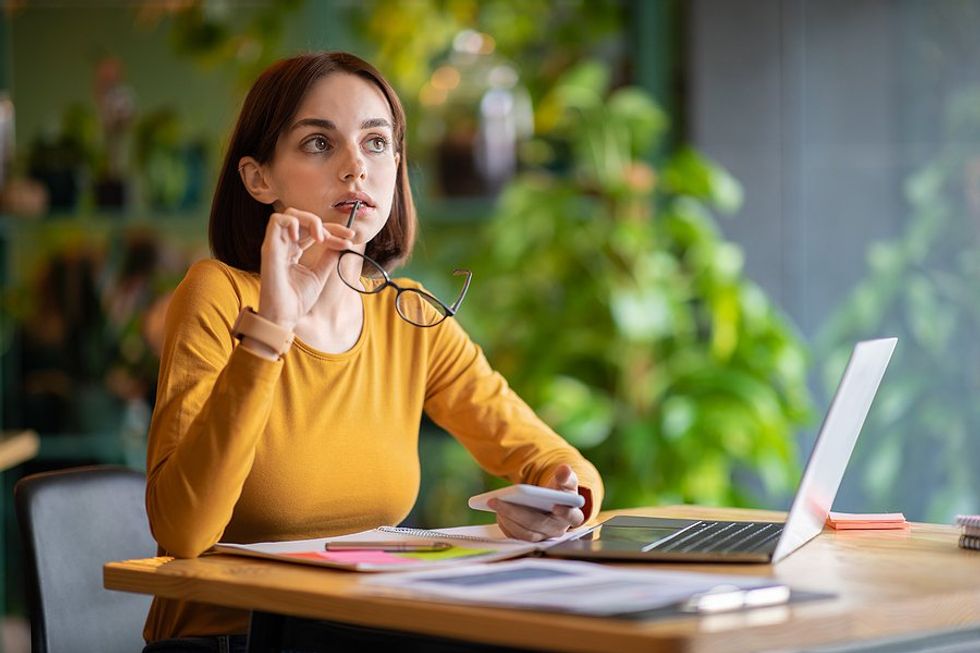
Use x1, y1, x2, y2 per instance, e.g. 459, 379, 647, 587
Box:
545, 338, 897, 564
771, 337, 897, 562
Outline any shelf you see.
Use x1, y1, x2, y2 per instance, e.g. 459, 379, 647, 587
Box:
416, 195, 498, 224
35, 432, 133, 465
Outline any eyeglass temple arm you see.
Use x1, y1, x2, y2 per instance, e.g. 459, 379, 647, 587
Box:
446, 269, 473, 315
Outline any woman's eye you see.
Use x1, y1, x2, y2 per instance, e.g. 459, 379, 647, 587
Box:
366, 136, 389, 154
303, 136, 330, 153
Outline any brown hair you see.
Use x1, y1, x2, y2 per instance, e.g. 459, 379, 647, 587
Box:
209, 51, 416, 273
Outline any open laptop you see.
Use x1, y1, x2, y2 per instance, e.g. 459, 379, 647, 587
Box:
547, 337, 897, 564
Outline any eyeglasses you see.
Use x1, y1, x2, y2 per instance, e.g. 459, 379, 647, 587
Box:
336, 200, 472, 328
337, 251, 471, 327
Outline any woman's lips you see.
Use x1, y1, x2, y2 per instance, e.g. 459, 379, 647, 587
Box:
331, 202, 371, 215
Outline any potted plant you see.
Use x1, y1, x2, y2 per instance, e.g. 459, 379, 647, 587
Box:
453, 62, 814, 512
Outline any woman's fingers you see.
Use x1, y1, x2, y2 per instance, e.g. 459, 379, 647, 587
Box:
551, 505, 585, 529
323, 221, 355, 240
268, 210, 354, 252
496, 515, 540, 542
266, 213, 304, 249
282, 207, 327, 242
491, 499, 572, 542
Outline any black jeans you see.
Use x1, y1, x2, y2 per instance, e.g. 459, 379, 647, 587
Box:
143, 618, 534, 653
142, 635, 248, 653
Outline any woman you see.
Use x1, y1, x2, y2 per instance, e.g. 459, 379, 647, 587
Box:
143, 51, 603, 650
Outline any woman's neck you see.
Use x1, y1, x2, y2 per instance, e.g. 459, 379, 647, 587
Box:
291, 244, 365, 353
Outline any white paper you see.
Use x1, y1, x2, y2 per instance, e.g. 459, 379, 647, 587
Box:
363, 558, 788, 616
380, 523, 591, 548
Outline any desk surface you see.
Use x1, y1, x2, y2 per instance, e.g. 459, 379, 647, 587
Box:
104, 506, 980, 653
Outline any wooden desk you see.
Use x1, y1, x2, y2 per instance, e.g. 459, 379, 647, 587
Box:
104, 506, 980, 653
0, 430, 38, 471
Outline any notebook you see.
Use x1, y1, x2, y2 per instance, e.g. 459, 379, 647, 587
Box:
547, 337, 897, 564
956, 515, 980, 551
213, 523, 586, 572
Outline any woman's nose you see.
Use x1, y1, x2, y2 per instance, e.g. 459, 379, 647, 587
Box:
339, 143, 366, 181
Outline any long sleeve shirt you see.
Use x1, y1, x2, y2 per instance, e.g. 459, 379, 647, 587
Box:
143, 258, 603, 641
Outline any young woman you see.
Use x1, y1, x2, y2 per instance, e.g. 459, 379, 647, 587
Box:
142, 51, 603, 650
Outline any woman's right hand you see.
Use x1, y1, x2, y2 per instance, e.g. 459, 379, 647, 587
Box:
257, 208, 354, 332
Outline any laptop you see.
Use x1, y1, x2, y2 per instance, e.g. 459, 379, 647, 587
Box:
546, 337, 897, 564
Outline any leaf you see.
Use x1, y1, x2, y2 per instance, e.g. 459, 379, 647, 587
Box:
661, 395, 696, 441
682, 454, 730, 504
607, 87, 669, 155
664, 148, 744, 213
552, 60, 609, 113
610, 287, 674, 341
537, 375, 615, 448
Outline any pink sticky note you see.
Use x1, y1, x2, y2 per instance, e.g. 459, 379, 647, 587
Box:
826, 511, 908, 530
829, 511, 906, 522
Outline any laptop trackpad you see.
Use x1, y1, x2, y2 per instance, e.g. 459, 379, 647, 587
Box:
567, 516, 696, 552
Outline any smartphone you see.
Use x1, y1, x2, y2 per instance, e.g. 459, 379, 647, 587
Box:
468, 484, 585, 513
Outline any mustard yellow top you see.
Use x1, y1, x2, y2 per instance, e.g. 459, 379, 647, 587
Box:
143, 259, 604, 641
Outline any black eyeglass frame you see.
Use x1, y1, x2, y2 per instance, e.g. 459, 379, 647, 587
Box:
337, 199, 471, 327
337, 250, 472, 328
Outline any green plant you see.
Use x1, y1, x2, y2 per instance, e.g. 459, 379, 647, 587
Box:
816, 87, 980, 522
461, 62, 814, 509
354, 0, 624, 194
348, 1, 811, 524
163, 0, 304, 91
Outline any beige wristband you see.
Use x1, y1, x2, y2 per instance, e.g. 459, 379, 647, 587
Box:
231, 307, 294, 358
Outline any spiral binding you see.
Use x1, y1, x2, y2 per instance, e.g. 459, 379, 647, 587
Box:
377, 525, 508, 544
959, 535, 980, 551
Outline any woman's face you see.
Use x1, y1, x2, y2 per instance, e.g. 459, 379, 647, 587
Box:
261, 72, 400, 244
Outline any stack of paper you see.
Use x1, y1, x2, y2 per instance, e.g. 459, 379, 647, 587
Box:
956, 515, 980, 551
825, 511, 908, 530
363, 558, 792, 616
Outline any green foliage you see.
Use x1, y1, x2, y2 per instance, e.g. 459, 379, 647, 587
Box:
355, 0, 623, 173
164, 0, 304, 91
465, 63, 813, 509
352, 0, 811, 520
817, 87, 980, 522
358, 0, 623, 100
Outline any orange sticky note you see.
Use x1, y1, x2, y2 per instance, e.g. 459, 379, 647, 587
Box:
826, 511, 908, 530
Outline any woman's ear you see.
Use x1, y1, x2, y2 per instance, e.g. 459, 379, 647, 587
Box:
238, 157, 278, 205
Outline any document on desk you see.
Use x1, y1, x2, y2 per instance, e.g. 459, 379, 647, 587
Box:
213, 523, 587, 572
362, 558, 791, 616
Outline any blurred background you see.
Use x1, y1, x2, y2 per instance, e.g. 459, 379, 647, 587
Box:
1, 0, 979, 647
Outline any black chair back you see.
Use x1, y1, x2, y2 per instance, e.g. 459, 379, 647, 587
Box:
15, 465, 155, 653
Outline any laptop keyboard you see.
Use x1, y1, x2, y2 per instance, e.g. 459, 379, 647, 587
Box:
650, 520, 784, 554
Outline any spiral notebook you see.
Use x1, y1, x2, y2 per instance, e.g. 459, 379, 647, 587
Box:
213, 523, 586, 572
956, 515, 980, 551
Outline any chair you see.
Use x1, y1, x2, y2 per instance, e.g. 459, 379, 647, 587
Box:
15, 465, 155, 653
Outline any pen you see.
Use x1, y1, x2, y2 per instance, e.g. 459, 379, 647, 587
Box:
323, 541, 452, 552
681, 584, 790, 613
345, 200, 361, 229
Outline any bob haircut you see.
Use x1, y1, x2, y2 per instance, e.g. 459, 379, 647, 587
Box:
209, 51, 416, 273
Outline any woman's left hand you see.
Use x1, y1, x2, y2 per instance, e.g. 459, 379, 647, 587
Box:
491, 464, 586, 542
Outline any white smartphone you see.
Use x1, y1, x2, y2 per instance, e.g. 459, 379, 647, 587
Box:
468, 484, 585, 513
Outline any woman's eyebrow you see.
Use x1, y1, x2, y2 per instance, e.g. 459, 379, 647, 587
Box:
360, 118, 392, 130
289, 117, 392, 132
